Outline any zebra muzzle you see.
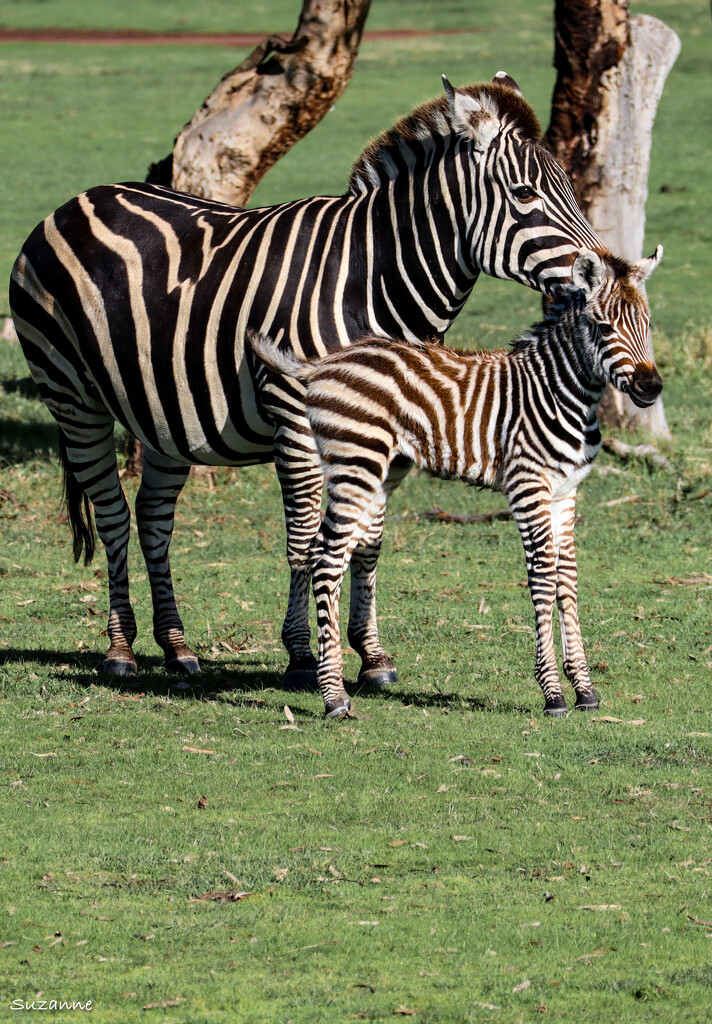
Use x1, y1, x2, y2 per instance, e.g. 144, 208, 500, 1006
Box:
628, 366, 663, 408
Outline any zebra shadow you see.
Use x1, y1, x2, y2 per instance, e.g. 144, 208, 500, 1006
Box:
0, 647, 287, 701
0, 419, 60, 463
0, 647, 534, 716
348, 681, 534, 716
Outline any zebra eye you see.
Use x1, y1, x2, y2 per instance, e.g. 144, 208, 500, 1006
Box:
597, 323, 617, 340
511, 184, 538, 202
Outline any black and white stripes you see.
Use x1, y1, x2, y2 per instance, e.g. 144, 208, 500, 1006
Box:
11, 75, 607, 680
251, 247, 663, 717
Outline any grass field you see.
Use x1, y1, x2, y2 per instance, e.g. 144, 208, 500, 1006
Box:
1, 2, 711, 1022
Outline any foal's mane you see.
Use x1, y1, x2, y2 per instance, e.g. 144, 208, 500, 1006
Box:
508, 286, 588, 354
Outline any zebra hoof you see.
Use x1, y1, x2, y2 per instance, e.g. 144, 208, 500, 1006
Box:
357, 666, 398, 689
103, 656, 137, 677
543, 697, 568, 718
283, 657, 319, 692
324, 698, 351, 719
575, 690, 599, 711
165, 655, 201, 675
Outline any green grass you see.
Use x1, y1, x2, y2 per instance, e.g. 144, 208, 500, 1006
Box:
1, 450, 711, 1023
2, 1, 712, 1021
0, 0, 497, 35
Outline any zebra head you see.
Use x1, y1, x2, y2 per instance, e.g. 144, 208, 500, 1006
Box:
571, 247, 664, 407
441, 76, 604, 294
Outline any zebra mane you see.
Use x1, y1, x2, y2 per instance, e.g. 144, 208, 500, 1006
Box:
348, 81, 542, 195
509, 286, 588, 354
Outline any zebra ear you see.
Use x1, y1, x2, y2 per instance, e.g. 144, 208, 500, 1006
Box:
493, 70, 522, 95
442, 76, 500, 151
572, 249, 605, 297
629, 244, 663, 287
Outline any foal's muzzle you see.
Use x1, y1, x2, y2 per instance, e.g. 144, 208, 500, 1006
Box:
628, 366, 664, 408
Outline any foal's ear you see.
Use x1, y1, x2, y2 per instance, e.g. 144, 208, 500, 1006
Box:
571, 249, 605, 297
629, 244, 664, 288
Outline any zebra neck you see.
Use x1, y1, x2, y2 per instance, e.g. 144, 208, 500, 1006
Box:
530, 327, 606, 450
363, 160, 479, 341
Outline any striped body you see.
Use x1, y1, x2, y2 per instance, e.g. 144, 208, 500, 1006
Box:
251, 248, 663, 716
10, 77, 605, 681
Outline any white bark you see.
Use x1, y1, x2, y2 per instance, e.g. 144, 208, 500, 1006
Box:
587, 14, 680, 437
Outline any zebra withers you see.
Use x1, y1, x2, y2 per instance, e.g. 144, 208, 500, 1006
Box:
11, 75, 606, 682
250, 246, 664, 718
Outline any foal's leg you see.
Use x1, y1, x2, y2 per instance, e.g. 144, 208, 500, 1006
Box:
135, 449, 196, 673
313, 490, 386, 717
509, 482, 568, 717
255, 363, 323, 689
60, 423, 138, 674
272, 424, 323, 689
550, 492, 599, 711
347, 455, 413, 688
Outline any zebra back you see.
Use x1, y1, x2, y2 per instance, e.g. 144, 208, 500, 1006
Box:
252, 248, 663, 494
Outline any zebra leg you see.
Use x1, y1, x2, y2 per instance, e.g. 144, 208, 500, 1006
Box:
273, 425, 323, 691
135, 450, 198, 674
347, 455, 413, 689
313, 494, 385, 718
60, 425, 138, 675
510, 488, 568, 717
551, 493, 599, 711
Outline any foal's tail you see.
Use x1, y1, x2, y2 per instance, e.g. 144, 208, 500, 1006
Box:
58, 431, 96, 566
247, 330, 318, 383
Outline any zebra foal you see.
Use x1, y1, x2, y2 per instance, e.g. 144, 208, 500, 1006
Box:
250, 247, 663, 718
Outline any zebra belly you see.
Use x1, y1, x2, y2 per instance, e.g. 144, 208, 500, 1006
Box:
101, 382, 277, 468
551, 461, 593, 499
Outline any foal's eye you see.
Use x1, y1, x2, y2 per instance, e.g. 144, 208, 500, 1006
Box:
511, 184, 538, 202
597, 323, 616, 340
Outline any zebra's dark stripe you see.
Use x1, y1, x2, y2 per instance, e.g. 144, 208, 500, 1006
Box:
251, 248, 663, 717
11, 76, 606, 679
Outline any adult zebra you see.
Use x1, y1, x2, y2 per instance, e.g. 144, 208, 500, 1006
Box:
250, 247, 664, 717
10, 74, 606, 683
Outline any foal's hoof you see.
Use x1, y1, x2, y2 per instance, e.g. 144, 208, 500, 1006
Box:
357, 666, 398, 690
103, 656, 137, 677
543, 696, 568, 718
324, 697, 351, 720
575, 689, 599, 711
165, 655, 201, 676
283, 654, 319, 692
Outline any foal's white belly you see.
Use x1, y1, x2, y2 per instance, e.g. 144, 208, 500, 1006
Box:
551, 461, 594, 499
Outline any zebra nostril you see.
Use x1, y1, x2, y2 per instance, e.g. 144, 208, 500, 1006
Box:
629, 368, 663, 407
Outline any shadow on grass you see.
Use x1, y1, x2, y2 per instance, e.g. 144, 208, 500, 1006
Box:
2, 376, 40, 401
352, 681, 533, 715
1, 646, 281, 693
0, 418, 59, 463
0, 647, 533, 716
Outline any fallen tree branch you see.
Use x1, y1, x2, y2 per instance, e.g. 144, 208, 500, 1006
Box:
687, 915, 712, 929
386, 506, 512, 524
602, 437, 674, 472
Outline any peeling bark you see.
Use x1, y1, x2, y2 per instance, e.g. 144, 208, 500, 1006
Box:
545, 0, 629, 218
147, 0, 372, 206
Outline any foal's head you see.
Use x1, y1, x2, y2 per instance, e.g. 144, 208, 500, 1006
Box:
571, 246, 664, 406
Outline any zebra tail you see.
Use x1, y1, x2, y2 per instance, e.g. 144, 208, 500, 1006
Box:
247, 330, 315, 382
58, 431, 96, 566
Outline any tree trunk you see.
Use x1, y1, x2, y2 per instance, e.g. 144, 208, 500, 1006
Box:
147, 0, 372, 206
125, 1, 372, 474
545, 0, 680, 438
